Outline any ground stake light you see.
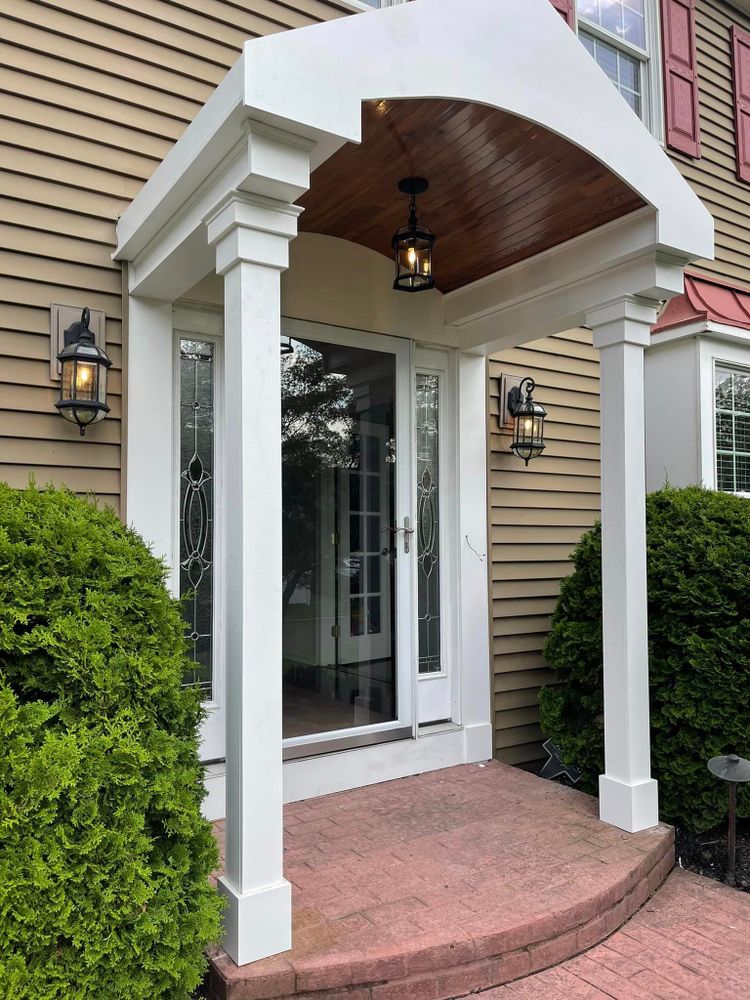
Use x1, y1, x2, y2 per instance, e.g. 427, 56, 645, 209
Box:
507, 377, 547, 465
707, 753, 750, 886
392, 177, 435, 292
55, 307, 112, 435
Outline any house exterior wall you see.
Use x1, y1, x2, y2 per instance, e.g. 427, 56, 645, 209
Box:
488, 332, 600, 768
672, 0, 750, 287
0, 0, 349, 516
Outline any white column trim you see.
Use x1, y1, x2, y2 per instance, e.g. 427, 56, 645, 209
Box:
586, 295, 660, 833
456, 353, 493, 763
208, 192, 301, 966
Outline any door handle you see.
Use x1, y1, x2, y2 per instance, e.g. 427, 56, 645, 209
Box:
382, 517, 415, 553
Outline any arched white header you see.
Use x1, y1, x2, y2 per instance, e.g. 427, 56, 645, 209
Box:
116, 0, 712, 286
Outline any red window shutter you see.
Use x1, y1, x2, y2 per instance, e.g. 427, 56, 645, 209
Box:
549, 0, 574, 28
732, 26, 750, 182
660, 0, 701, 157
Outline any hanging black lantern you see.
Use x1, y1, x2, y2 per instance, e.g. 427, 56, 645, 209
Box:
508, 377, 547, 465
391, 177, 435, 293
55, 307, 112, 435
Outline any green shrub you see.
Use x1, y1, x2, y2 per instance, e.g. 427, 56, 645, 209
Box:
539, 485, 750, 833
0, 484, 222, 999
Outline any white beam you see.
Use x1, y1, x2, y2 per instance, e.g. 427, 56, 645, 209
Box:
126, 125, 313, 301
587, 296, 660, 834
444, 211, 687, 354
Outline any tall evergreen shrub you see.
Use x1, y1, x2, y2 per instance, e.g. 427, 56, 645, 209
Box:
539, 485, 750, 832
0, 484, 222, 999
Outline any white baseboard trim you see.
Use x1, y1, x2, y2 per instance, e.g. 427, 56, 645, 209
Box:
201, 725, 493, 819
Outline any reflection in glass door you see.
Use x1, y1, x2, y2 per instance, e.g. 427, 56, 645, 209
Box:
281, 336, 399, 744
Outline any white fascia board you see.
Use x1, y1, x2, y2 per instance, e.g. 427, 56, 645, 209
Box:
649, 320, 750, 349
115, 60, 245, 262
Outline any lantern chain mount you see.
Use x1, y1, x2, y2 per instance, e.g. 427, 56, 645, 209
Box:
392, 176, 435, 293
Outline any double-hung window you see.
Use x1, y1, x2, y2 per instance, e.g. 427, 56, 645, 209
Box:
577, 1, 663, 138
715, 365, 750, 495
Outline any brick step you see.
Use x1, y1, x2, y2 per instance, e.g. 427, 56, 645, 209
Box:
207, 830, 674, 1000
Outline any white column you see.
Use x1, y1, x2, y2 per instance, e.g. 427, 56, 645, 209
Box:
457, 352, 493, 763
206, 193, 302, 966
586, 297, 660, 834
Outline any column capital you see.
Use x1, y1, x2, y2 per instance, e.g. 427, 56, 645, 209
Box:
205, 191, 303, 275
586, 295, 661, 350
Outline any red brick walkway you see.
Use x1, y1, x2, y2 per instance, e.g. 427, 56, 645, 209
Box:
484, 867, 750, 999
208, 762, 674, 999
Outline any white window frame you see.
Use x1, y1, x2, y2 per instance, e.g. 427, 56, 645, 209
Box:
712, 358, 750, 499
575, 0, 664, 142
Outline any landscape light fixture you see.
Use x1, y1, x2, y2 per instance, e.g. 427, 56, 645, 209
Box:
708, 753, 750, 886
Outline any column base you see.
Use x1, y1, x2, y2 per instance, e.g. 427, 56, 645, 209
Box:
218, 876, 292, 966
464, 722, 494, 763
599, 774, 659, 833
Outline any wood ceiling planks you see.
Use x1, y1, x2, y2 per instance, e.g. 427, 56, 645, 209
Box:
298, 98, 645, 294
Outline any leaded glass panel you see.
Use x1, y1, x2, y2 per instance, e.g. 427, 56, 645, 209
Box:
416, 373, 441, 674
179, 339, 215, 697
715, 366, 750, 495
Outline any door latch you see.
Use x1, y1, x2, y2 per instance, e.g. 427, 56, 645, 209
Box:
383, 517, 415, 553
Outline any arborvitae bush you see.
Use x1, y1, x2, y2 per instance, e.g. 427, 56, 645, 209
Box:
539, 485, 750, 833
0, 484, 222, 999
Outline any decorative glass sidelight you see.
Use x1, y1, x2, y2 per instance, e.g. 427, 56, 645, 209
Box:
179, 339, 215, 697
416, 373, 441, 674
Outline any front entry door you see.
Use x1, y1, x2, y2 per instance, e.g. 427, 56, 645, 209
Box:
281, 321, 414, 757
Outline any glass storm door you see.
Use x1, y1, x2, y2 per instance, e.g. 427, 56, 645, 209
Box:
281, 324, 413, 755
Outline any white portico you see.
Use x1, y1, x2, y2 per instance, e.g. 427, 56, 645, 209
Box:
115, 0, 713, 968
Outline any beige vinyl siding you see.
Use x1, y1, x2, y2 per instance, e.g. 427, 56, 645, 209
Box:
0, 0, 351, 516
489, 331, 601, 768
669, 0, 750, 287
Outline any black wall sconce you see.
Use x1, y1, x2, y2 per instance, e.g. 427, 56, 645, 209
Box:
507, 377, 547, 465
55, 307, 112, 435
391, 177, 435, 292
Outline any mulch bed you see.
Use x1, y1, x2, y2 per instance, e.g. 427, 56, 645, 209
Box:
675, 821, 750, 893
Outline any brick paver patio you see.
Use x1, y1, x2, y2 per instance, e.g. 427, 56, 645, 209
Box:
485, 867, 750, 999
207, 761, 674, 999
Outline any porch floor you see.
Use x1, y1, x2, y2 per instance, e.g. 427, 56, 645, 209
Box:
207, 761, 674, 1000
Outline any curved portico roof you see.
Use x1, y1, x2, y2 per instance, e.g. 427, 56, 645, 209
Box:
115, 0, 712, 295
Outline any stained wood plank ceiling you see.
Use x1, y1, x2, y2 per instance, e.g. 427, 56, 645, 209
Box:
299, 98, 646, 294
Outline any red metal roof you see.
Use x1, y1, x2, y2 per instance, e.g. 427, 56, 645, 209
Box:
653, 273, 750, 333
